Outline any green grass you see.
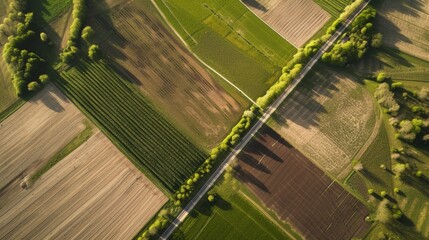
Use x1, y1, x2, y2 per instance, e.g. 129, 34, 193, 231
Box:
30, 0, 72, 23
313, 0, 352, 17
153, 0, 296, 99
56, 59, 207, 193
175, 185, 294, 240
30, 120, 94, 183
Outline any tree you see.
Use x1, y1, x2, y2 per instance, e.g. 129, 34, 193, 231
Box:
368, 188, 374, 195
88, 44, 101, 61
81, 25, 94, 44
27, 81, 39, 91
376, 72, 387, 82
208, 194, 215, 202
371, 33, 383, 48
39, 74, 49, 85
394, 188, 400, 194
380, 191, 387, 198
40, 32, 48, 42
376, 199, 391, 223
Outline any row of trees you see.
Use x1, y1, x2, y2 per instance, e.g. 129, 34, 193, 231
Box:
322, 7, 382, 66
374, 82, 400, 114
60, 0, 86, 63
0, 0, 49, 96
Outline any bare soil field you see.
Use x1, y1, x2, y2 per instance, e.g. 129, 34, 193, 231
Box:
0, 85, 85, 190
376, 0, 429, 61
242, 0, 330, 47
271, 67, 377, 177
237, 126, 371, 240
88, 0, 246, 148
0, 131, 167, 239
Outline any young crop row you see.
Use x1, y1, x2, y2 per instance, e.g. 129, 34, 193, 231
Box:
314, 0, 351, 17
57, 60, 207, 193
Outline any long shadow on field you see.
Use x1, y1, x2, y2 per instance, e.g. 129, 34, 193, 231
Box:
375, 14, 413, 54
242, 0, 268, 12
236, 168, 270, 193
403, 174, 429, 198
239, 152, 271, 174
274, 67, 339, 129
379, 0, 425, 18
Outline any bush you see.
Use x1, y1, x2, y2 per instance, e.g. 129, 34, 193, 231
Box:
81, 25, 94, 43
39, 74, 49, 85
27, 81, 39, 91
88, 44, 101, 60
376, 72, 387, 83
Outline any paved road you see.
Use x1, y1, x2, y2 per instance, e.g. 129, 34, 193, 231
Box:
159, 1, 370, 239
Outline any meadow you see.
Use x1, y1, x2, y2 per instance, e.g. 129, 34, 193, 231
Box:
57, 60, 207, 193
174, 186, 293, 240
30, 0, 72, 23
153, 0, 296, 99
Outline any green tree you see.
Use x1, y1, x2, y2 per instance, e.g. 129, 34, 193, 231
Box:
81, 25, 94, 44
88, 44, 101, 61
40, 32, 48, 42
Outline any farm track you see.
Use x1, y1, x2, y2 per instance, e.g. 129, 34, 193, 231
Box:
160, 1, 371, 238
0, 131, 167, 239
58, 60, 206, 193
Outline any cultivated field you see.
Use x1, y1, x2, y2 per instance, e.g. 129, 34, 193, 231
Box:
0, 85, 85, 190
237, 126, 371, 240
272, 66, 377, 177
154, 0, 296, 98
313, 0, 351, 17
0, 131, 167, 239
89, 0, 245, 147
58, 60, 206, 192
30, 0, 72, 22
376, 0, 429, 61
243, 0, 330, 47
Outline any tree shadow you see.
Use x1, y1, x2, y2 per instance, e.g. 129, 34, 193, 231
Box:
239, 152, 271, 174
236, 168, 270, 193
242, 0, 268, 12
273, 66, 340, 129
402, 174, 429, 198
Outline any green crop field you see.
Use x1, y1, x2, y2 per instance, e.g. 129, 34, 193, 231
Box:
153, 0, 296, 99
313, 0, 352, 17
57, 60, 207, 193
175, 190, 293, 239
30, 0, 72, 23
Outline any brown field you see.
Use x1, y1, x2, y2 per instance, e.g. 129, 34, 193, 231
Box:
242, 0, 330, 47
88, 0, 246, 148
237, 126, 371, 240
0, 131, 167, 239
377, 0, 429, 61
0, 85, 85, 190
271, 67, 378, 177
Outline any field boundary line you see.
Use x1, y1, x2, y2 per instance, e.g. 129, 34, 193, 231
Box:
151, 0, 257, 105
159, 1, 371, 239
239, 192, 298, 240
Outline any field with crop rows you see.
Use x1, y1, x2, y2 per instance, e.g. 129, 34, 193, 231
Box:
243, 0, 330, 47
237, 126, 371, 240
175, 186, 293, 240
0, 131, 167, 239
313, 0, 352, 17
58, 60, 206, 193
154, 0, 296, 99
376, 0, 429, 62
272, 65, 377, 177
89, 0, 246, 148
0, 85, 85, 190
30, 0, 72, 22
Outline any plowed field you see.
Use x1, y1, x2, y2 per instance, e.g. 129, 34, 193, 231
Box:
237, 126, 371, 240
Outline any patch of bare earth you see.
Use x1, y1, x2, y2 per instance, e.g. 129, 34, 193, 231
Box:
272, 68, 376, 177
377, 0, 429, 61
237, 126, 371, 240
0, 131, 167, 239
0, 84, 85, 190
242, 0, 331, 47
89, 1, 244, 148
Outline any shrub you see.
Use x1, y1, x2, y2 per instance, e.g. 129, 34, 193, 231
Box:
27, 81, 39, 91
88, 44, 101, 60
376, 72, 387, 83
40, 32, 48, 42
81, 25, 94, 43
39, 74, 49, 84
